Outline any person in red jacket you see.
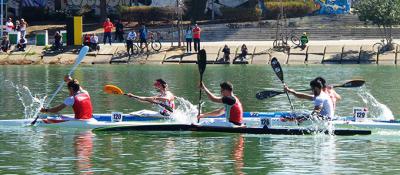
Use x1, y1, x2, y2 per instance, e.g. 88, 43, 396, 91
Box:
103, 18, 114, 45
40, 78, 93, 120
197, 81, 244, 126
192, 24, 201, 52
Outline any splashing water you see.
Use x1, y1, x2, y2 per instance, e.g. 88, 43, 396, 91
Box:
170, 97, 198, 124
357, 88, 394, 120
4, 80, 46, 120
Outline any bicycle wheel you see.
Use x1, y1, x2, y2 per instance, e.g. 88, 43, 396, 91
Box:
373, 43, 383, 53
151, 41, 162, 51
291, 36, 300, 46
131, 44, 140, 56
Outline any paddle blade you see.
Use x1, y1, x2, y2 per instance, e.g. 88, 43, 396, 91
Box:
197, 49, 207, 76
336, 79, 365, 88
68, 46, 89, 76
270, 57, 284, 83
256, 90, 284, 100
104, 85, 124, 95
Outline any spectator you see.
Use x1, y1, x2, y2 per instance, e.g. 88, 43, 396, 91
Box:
83, 34, 91, 47
103, 18, 114, 45
114, 19, 124, 43
5, 18, 14, 35
90, 33, 100, 51
185, 26, 193, 53
221, 44, 230, 62
15, 20, 20, 32
300, 32, 309, 50
126, 30, 137, 56
53, 31, 62, 51
1, 36, 11, 52
234, 44, 248, 62
139, 25, 148, 52
16, 36, 27, 51
192, 24, 201, 52
20, 19, 28, 38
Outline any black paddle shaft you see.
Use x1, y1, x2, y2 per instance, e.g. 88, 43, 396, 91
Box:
270, 57, 294, 111
197, 49, 207, 116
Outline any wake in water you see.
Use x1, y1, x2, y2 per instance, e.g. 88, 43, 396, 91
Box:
170, 97, 198, 124
357, 88, 394, 120
4, 80, 46, 120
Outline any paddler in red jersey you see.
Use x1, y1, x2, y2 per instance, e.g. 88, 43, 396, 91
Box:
197, 81, 244, 126
40, 79, 93, 120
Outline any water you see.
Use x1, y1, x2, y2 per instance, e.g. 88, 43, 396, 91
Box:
1, 64, 400, 174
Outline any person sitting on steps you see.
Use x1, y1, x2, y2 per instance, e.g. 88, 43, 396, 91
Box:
83, 34, 91, 47
300, 32, 309, 50
219, 44, 230, 63
16, 36, 27, 51
233, 44, 248, 62
1, 36, 11, 53
90, 34, 100, 51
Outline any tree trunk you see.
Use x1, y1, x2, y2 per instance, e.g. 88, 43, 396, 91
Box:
100, 0, 107, 21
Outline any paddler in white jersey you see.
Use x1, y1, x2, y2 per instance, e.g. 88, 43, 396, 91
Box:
126, 79, 175, 116
284, 78, 334, 119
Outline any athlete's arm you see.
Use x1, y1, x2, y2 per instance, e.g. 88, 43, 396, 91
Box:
197, 108, 225, 119
40, 104, 67, 114
284, 85, 313, 100
200, 82, 223, 103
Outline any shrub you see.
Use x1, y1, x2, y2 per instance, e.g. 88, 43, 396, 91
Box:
219, 7, 261, 22
118, 6, 175, 24
21, 7, 50, 21
262, 0, 317, 19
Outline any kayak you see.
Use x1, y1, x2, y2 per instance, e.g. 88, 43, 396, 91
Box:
92, 124, 371, 136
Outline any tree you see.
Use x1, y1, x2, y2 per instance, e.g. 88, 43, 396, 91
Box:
100, 0, 107, 21
354, 0, 400, 49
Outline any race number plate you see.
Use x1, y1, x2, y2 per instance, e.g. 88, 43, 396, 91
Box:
353, 107, 368, 122
111, 112, 123, 122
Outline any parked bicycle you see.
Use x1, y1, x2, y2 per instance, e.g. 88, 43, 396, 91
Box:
273, 30, 300, 48
136, 31, 162, 52
373, 39, 398, 54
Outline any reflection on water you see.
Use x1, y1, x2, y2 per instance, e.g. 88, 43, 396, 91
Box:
74, 131, 94, 175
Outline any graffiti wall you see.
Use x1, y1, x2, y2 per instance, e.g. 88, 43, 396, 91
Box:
313, 0, 351, 15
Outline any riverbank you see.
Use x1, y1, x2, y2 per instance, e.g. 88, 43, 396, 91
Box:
0, 39, 399, 65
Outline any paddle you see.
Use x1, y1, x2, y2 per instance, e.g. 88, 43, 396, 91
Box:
103, 84, 173, 113
197, 49, 207, 117
270, 57, 294, 110
31, 46, 89, 125
256, 79, 365, 100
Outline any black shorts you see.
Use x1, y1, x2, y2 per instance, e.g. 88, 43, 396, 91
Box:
140, 38, 147, 44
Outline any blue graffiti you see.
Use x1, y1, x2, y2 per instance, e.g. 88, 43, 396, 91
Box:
314, 0, 350, 15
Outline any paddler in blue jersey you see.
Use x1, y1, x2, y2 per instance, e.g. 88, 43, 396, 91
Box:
284, 78, 334, 120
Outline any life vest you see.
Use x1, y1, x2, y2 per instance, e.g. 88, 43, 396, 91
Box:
224, 96, 243, 124
72, 92, 93, 119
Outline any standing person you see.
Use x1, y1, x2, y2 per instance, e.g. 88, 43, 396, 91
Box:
40, 79, 93, 120
185, 26, 193, 53
126, 29, 137, 56
284, 78, 334, 119
15, 20, 20, 32
102, 18, 114, 45
197, 81, 244, 126
53, 31, 62, 51
20, 18, 28, 38
126, 79, 175, 116
139, 25, 148, 52
114, 19, 124, 43
192, 24, 201, 52
5, 18, 14, 35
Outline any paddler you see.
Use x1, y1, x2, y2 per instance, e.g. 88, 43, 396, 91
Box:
197, 81, 244, 126
126, 79, 175, 116
315, 77, 341, 111
40, 79, 93, 120
284, 78, 334, 120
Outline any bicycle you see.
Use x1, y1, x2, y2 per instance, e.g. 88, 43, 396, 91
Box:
373, 39, 398, 54
136, 31, 162, 52
273, 31, 300, 48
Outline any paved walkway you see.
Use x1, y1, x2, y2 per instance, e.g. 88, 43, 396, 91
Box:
0, 39, 399, 65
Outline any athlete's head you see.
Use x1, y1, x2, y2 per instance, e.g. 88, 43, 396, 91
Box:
67, 79, 80, 95
310, 79, 324, 96
220, 81, 233, 96
314, 77, 327, 88
154, 79, 168, 91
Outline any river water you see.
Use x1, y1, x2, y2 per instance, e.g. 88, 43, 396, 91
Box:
0, 64, 399, 174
